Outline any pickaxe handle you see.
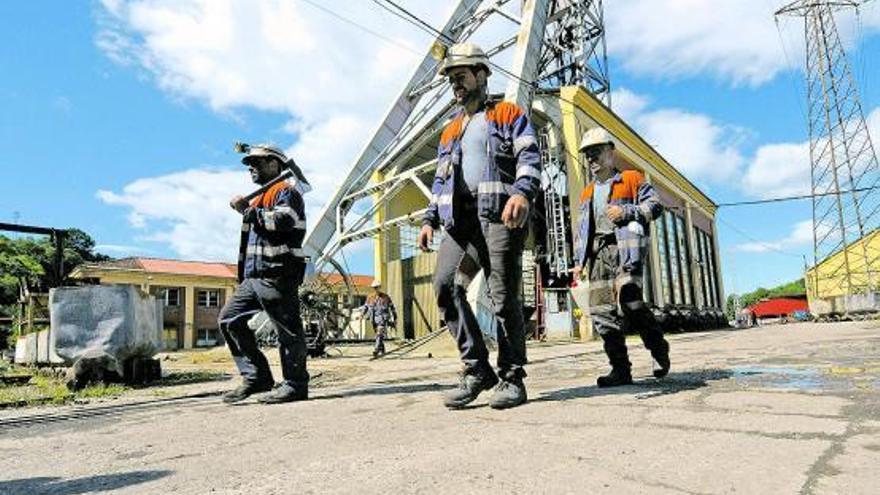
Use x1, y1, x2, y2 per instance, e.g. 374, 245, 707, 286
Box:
242, 168, 293, 202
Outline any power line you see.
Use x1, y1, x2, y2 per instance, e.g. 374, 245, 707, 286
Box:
371, 0, 536, 88
308, 0, 855, 257
370, 0, 454, 44
297, 0, 420, 56
715, 185, 880, 208
715, 215, 806, 259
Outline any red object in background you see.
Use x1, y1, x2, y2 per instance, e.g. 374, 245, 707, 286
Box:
746, 297, 809, 318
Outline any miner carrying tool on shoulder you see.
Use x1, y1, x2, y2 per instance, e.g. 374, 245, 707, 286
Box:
218, 143, 312, 404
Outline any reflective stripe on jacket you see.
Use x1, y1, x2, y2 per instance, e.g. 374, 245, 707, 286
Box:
422, 100, 541, 230
237, 181, 307, 281
573, 170, 662, 272
361, 292, 397, 327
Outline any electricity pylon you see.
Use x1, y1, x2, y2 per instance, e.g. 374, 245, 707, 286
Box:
777, 0, 880, 300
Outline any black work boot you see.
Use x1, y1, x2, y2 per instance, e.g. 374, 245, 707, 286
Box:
257, 382, 308, 404
488, 371, 527, 410
222, 379, 274, 404
443, 364, 499, 409
641, 326, 670, 379
597, 366, 634, 387
597, 331, 633, 388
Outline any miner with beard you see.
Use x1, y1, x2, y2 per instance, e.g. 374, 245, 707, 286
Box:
417, 43, 542, 410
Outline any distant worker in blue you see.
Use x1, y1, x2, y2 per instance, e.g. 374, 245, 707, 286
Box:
218, 143, 311, 405
573, 128, 670, 387
360, 279, 397, 358
417, 43, 542, 410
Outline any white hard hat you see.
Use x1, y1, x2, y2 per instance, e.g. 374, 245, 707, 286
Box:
438, 43, 492, 76
579, 128, 615, 152
370, 279, 381, 288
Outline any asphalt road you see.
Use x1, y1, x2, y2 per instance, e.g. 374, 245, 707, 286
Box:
1, 321, 878, 494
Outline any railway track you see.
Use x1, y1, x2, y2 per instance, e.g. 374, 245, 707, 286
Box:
0, 390, 223, 430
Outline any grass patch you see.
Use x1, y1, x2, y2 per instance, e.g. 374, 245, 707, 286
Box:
0, 371, 130, 408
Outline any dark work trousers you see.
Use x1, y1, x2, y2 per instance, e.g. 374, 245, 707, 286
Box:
433, 211, 528, 378
218, 278, 309, 390
374, 325, 387, 355
588, 240, 668, 370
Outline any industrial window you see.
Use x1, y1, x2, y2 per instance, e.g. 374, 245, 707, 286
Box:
198, 290, 219, 307
694, 227, 710, 308
694, 228, 719, 308
162, 327, 179, 350
665, 211, 683, 305
196, 328, 219, 347
676, 215, 693, 306
655, 217, 672, 306
164, 288, 180, 307
353, 295, 367, 308
704, 231, 719, 307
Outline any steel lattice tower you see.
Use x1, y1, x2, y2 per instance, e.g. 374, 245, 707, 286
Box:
303, 0, 611, 269
777, 0, 880, 298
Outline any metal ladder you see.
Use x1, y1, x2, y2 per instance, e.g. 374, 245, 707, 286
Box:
539, 128, 570, 277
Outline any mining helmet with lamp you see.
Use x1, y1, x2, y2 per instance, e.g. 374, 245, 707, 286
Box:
235, 142, 290, 167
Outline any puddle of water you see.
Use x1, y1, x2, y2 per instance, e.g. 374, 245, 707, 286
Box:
732, 366, 824, 390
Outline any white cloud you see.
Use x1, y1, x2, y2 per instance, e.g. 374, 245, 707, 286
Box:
606, 1, 795, 86
93, 1, 880, 261
97, 168, 252, 261
742, 141, 810, 199
734, 219, 813, 253
611, 88, 747, 184
93, 0, 451, 259
605, 0, 880, 86
743, 106, 880, 199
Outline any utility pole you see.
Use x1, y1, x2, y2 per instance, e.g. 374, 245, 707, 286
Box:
776, 1, 880, 303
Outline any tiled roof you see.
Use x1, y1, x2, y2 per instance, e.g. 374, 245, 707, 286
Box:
320, 273, 374, 288
138, 258, 238, 278
92, 257, 237, 278
90, 257, 373, 285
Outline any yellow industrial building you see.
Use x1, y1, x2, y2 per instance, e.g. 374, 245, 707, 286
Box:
373, 86, 725, 340
804, 229, 880, 315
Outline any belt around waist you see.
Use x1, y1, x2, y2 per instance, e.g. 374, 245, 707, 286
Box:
595, 232, 616, 246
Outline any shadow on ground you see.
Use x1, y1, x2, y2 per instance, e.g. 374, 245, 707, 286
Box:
314, 382, 455, 401
147, 371, 231, 388
0, 470, 172, 495
535, 369, 735, 402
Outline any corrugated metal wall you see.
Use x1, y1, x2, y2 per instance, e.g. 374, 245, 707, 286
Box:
388, 251, 440, 339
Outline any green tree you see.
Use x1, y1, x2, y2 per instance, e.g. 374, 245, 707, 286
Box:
0, 229, 110, 313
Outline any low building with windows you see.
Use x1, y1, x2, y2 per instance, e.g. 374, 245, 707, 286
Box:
70, 258, 239, 350
70, 257, 376, 350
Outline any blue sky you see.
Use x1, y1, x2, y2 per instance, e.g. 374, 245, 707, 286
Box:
1, 0, 879, 296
